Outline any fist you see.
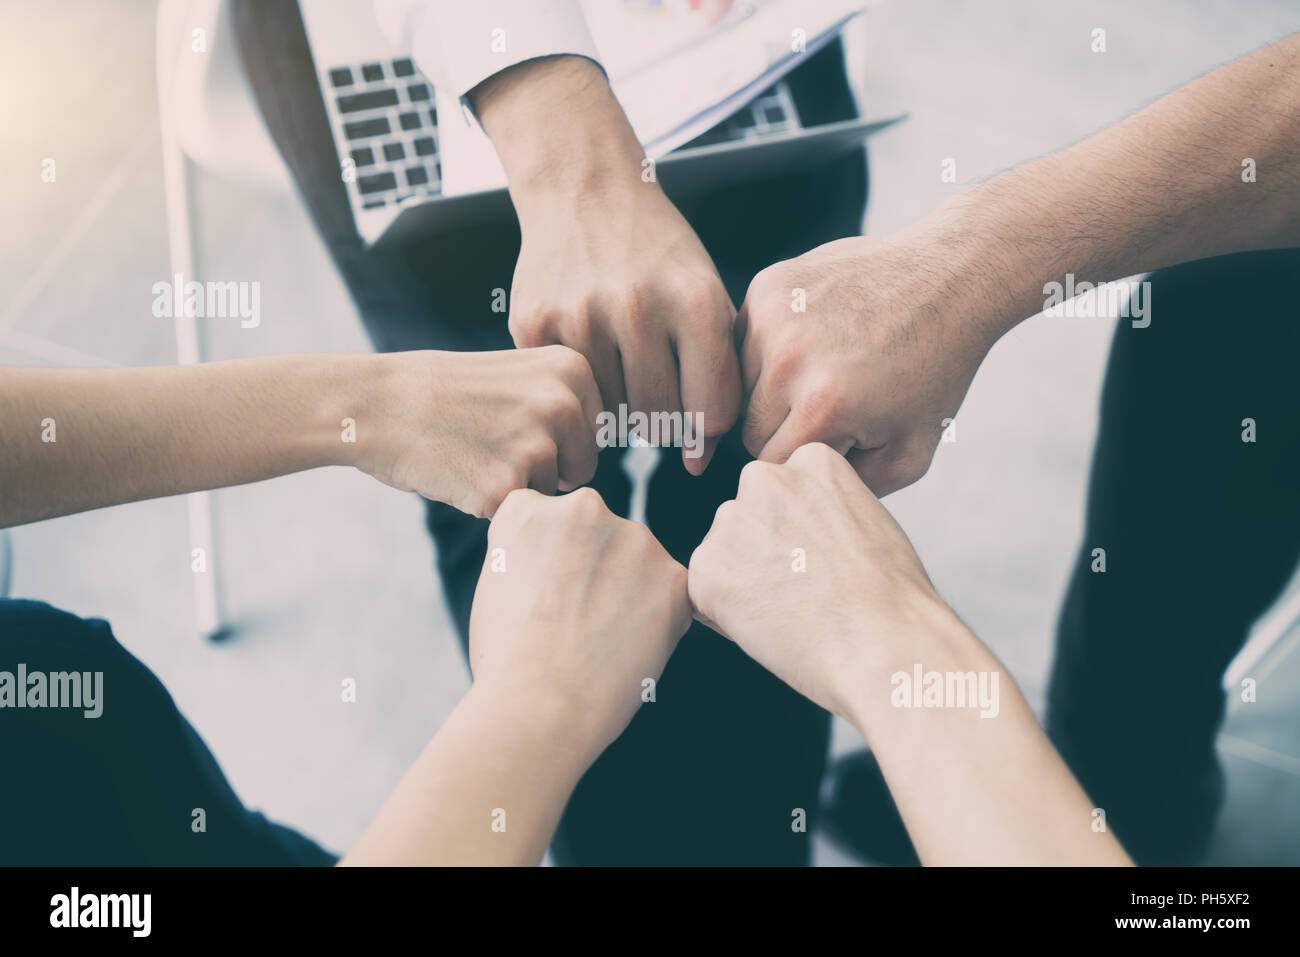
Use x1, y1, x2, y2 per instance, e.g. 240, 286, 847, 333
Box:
738, 236, 995, 496
688, 442, 945, 717
470, 487, 692, 751
359, 346, 602, 518
508, 181, 740, 474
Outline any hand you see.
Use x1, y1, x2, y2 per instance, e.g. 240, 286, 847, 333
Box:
474, 55, 739, 474
736, 234, 999, 495
509, 168, 738, 474
470, 487, 692, 756
688, 442, 957, 717
354, 346, 602, 518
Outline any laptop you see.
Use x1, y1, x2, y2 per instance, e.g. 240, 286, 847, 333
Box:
297, 1, 905, 247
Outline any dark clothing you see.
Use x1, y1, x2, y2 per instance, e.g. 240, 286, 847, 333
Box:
0, 599, 336, 866
1046, 248, 1300, 864
234, 0, 868, 863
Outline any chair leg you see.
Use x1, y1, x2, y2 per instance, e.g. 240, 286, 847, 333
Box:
159, 108, 227, 640
621, 441, 662, 527
187, 488, 226, 640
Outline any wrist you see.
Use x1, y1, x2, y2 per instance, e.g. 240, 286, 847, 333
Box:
285, 353, 383, 471
324, 352, 397, 471
834, 594, 992, 734
474, 57, 651, 229
467, 674, 611, 769
905, 174, 1079, 348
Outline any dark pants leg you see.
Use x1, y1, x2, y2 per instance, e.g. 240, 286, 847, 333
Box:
1046, 248, 1300, 864
0, 599, 335, 865
236, 0, 867, 863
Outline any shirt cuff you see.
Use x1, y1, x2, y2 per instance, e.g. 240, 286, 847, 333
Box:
408, 1, 604, 99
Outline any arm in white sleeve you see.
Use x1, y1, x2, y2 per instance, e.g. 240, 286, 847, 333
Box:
373, 0, 603, 97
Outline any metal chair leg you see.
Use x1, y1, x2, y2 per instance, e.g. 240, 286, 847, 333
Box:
159, 73, 227, 641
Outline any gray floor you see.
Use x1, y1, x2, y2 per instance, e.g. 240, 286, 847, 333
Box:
3, 0, 1298, 864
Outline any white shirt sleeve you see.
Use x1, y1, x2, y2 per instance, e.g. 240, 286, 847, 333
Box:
373, 0, 603, 98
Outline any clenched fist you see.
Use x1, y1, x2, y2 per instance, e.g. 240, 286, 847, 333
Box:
470, 488, 692, 755
688, 442, 957, 718
474, 54, 739, 474
355, 346, 602, 518
737, 235, 999, 495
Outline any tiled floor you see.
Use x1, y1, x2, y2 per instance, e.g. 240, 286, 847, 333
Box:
3, 0, 1298, 863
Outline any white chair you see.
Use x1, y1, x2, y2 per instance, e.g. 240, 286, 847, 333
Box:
155, 0, 293, 638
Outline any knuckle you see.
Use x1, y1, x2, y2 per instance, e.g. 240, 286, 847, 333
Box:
709, 499, 743, 539
604, 283, 645, 327
746, 265, 777, 301
536, 381, 579, 423
683, 278, 726, 319
799, 377, 847, 432
687, 544, 716, 595
541, 342, 582, 374
521, 436, 558, 469
737, 459, 778, 494
765, 336, 802, 380
496, 463, 530, 496
488, 485, 529, 521
561, 307, 596, 342
789, 440, 839, 469
509, 309, 551, 347
565, 485, 605, 515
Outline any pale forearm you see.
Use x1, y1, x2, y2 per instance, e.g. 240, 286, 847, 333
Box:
0, 355, 374, 527
341, 683, 598, 866
841, 606, 1132, 866
471, 55, 649, 224
910, 31, 1300, 342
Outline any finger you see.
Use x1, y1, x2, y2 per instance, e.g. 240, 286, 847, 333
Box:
525, 440, 560, 497
676, 307, 741, 476
760, 410, 855, 465
488, 486, 545, 533
623, 337, 682, 442
580, 334, 627, 415
741, 371, 790, 458
847, 441, 922, 498
543, 343, 605, 432
735, 299, 761, 401
553, 394, 600, 490
694, 435, 721, 474
508, 309, 553, 350
542, 348, 602, 487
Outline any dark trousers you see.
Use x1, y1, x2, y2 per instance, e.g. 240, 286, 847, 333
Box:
235, 1, 868, 863
0, 599, 336, 865
1046, 248, 1300, 864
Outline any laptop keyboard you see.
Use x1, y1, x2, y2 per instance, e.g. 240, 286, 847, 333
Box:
682, 81, 801, 149
323, 60, 798, 219
325, 57, 442, 212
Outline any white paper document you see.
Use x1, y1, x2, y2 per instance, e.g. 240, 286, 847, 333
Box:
439, 0, 875, 197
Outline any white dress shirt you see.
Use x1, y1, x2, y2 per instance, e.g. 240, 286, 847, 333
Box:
373, 0, 603, 99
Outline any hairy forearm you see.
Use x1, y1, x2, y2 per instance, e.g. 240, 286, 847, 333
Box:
911, 32, 1300, 342
341, 682, 598, 866
0, 355, 375, 527
840, 606, 1132, 866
